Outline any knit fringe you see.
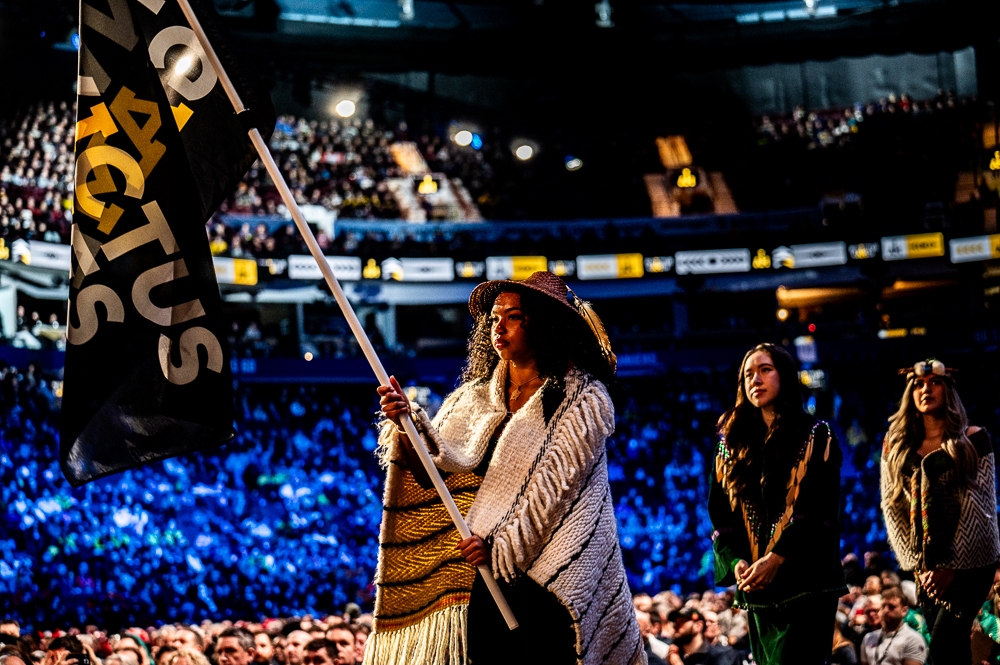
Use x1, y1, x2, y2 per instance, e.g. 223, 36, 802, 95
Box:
363, 604, 468, 665
490, 382, 613, 582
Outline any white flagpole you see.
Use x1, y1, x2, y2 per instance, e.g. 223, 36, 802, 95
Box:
173, 0, 518, 630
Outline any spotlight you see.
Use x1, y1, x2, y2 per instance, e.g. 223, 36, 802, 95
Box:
565, 157, 583, 171
807, 323, 817, 333
173, 55, 194, 76
515, 145, 534, 161
335, 100, 356, 118
304, 352, 314, 361
471, 134, 483, 150
454, 130, 473, 147
776, 308, 789, 322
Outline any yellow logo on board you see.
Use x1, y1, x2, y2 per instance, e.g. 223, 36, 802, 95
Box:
233, 259, 257, 286
616, 254, 644, 278
905, 233, 944, 258
510, 257, 547, 281
676, 168, 697, 188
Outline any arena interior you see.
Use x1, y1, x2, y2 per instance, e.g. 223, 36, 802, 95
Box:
2, 0, 1000, 662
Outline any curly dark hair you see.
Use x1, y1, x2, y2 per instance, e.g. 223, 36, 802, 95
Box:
717, 343, 808, 496
460, 287, 615, 386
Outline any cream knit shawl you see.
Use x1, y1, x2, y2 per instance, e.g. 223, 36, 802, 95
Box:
392, 362, 645, 665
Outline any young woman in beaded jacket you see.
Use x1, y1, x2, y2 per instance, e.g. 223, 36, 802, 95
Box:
881, 359, 1000, 665
376, 271, 645, 665
709, 343, 846, 665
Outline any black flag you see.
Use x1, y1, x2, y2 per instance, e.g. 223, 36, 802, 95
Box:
63, 0, 275, 485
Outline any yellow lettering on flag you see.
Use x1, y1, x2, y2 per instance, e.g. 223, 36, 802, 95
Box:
171, 103, 194, 131
905, 233, 944, 259
75, 145, 145, 234
233, 258, 258, 286
109, 87, 166, 178
616, 253, 644, 278
510, 256, 547, 281
75, 103, 118, 143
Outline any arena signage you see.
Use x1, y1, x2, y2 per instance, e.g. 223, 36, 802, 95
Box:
880, 233, 945, 261
576, 253, 644, 280
949, 235, 1000, 263
10, 239, 72, 271
288, 255, 363, 280
644, 256, 674, 273
848, 243, 879, 260
674, 249, 751, 275
213, 257, 258, 285
485, 256, 548, 280
789, 242, 848, 269
548, 259, 576, 278
455, 261, 485, 279
380, 257, 455, 282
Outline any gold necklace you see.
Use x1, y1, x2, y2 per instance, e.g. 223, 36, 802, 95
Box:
509, 374, 540, 402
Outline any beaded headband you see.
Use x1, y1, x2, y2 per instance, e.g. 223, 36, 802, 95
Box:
897, 358, 956, 381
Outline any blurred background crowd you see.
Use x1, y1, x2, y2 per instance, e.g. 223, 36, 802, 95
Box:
5, 348, 997, 631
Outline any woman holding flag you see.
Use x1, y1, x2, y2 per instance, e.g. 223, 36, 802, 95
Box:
371, 271, 645, 665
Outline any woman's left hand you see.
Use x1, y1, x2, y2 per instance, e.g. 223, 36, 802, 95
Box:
920, 568, 955, 598
737, 552, 785, 593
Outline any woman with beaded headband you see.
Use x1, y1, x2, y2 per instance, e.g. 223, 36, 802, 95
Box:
708, 343, 846, 665
880, 359, 1000, 664
372, 271, 645, 665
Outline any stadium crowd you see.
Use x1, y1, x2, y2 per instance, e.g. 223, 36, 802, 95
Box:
4, 575, 1000, 664
0, 102, 503, 250
0, 102, 75, 246
0, 93, 980, 262
754, 90, 974, 151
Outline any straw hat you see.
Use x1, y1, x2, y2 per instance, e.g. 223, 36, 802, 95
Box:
468, 271, 578, 318
468, 271, 616, 371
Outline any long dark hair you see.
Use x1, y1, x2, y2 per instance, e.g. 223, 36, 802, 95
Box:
717, 343, 807, 495
460, 287, 616, 386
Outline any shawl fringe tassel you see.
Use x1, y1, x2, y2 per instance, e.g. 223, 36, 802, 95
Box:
362, 605, 468, 665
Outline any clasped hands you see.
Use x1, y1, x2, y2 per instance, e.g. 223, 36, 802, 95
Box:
735, 552, 785, 593
919, 568, 954, 599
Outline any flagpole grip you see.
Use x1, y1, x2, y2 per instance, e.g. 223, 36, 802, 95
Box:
173, 0, 517, 629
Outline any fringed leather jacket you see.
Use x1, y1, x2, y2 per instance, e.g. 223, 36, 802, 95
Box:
709, 416, 847, 609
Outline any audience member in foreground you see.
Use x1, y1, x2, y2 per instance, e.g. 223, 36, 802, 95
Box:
635, 610, 668, 664
881, 359, 1000, 665
859, 588, 926, 665
215, 629, 256, 665
665, 607, 739, 665
709, 343, 846, 664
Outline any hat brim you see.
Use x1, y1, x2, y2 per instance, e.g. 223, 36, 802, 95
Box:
468, 279, 580, 319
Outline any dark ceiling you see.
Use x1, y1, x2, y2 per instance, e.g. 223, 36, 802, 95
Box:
2, 0, 997, 97
219, 0, 997, 74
